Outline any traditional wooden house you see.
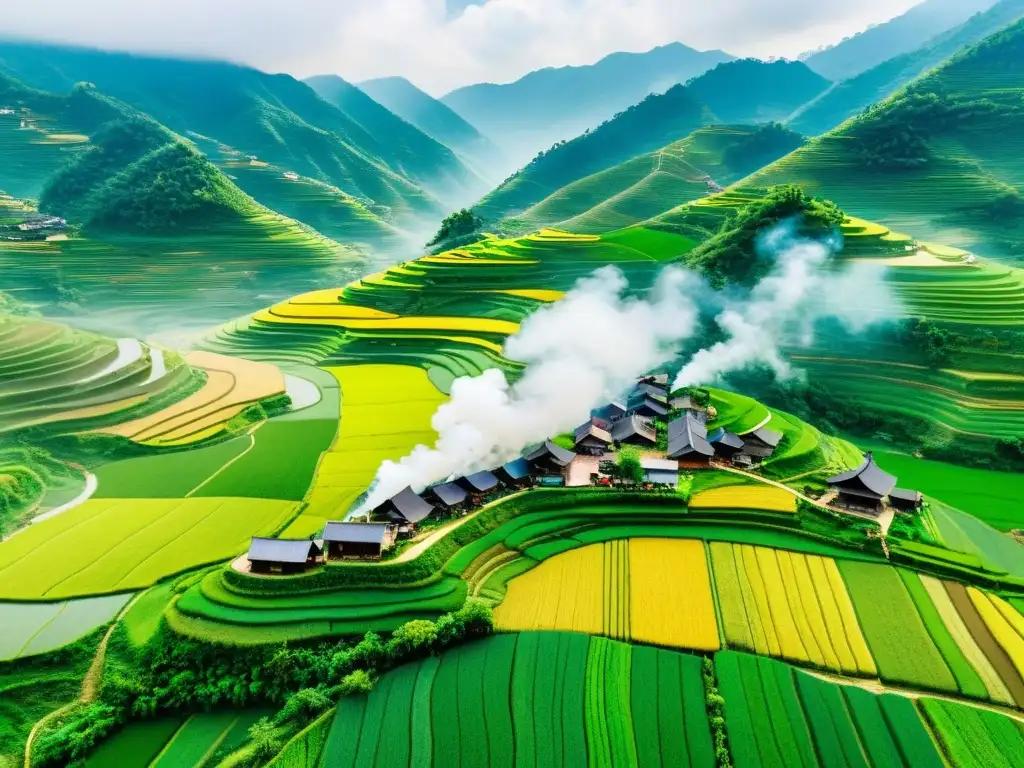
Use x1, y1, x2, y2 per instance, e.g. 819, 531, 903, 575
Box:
826, 453, 897, 514
708, 428, 746, 461
889, 488, 924, 513
246, 537, 322, 574
456, 471, 501, 501
573, 420, 614, 456
524, 440, 576, 477
666, 413, 714, 463
497, 457, 532, 488
626, 391, 670, 420
372, 486, 435, 533
633, 381, 667, 400
322, 522, 396, 560
611, 414, 657, 446
641, 458, 680, 487
591, 401, 627, 422
741, 427, 783, 460
422, 482, 469, 514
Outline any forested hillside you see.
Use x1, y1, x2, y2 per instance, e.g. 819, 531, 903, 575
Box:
686, 59, 830, 123
0, 40, 450, 229
803, 0, 998, 81
791, 0, 1024, 136
748, 16, 1024, 256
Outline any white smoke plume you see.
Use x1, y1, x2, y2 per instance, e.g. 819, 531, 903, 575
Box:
357, 264, 705, 512
672, 220, 898, 389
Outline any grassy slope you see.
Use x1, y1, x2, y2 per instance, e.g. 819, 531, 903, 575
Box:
686, 59, 831, 123
304, 74, 484, 199
515, 124, 804, 234
791, 0, 1024, 137
746, 17, 1024, 257
803, 0, 999, 81
0, 40, 444, 227
474, 85, 715, 222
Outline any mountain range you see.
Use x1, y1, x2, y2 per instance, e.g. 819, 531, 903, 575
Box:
440, 42, 734, 164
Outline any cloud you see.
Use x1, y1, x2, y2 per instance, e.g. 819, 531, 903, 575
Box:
672, 220, 901, 389
1, 0, 921, 93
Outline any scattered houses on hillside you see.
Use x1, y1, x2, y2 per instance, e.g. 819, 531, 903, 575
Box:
827, 453, 922, 515
246, 537, 323, 574
322, 521, 397, 559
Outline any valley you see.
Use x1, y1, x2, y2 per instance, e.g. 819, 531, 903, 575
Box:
1, 5, 1024, 768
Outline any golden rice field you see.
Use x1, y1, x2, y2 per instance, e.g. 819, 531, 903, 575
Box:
281, 364, 448, 537
968, 588, 1024, 684
689, 485, 796, 513
495, 538, 720, 651
710, 542, 876, 676
257, 302, 520, 335
629, 538, 720, 650
100, 351, 286, 446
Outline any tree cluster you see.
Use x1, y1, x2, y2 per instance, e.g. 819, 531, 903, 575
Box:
426, 208, 484, 250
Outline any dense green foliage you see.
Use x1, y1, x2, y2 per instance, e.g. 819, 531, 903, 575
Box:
792, 0, 1024, 136
686, 60, 829, 123
426, 207, 484, 249
680, 185, 844, 286
722, 123, 805, 179
40, 117, 261, 232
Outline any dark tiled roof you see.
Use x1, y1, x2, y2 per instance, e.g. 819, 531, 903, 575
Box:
323, 522, 392, 544
461, 470, 500, 492
827, 453, 897, 498
746, 427, 784, 448
501, 457, 531, 480
574, 422, 613, 445
524, 440, 576, 467
708, 428, 745, 451
378, 487, 435, 523
611, 414, 657, 443
890, 487, 922, 503
247, 537, 320, 563
667, 414, 714, 458
428, 482, 468, 506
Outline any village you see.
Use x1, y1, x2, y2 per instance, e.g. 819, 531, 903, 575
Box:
245, 375, 923, 574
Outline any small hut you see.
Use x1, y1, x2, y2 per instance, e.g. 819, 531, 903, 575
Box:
611, 414, 657, 446
524, 440, 576, 477
708, 428, 746, 461
592, 401, 627, 422
247, 537, 322, 574
456, 470, 502, 501
423, 482, 469, 514
626, 392, 670, 420
372, 486, 435, 534
497, 457, 532, 488
573, 421, 614, 456
826, 453, 897, 514
741, 427, 784, 460
641, 458, 680, 487
889, 488, 924, 513
322, 522, 396, 560
666, 413, 714, 463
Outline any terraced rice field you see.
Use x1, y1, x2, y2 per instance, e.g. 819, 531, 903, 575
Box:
710, 543, 876, 676
283, 364, 447, 537
319, 632, 714, 767
99, 351, 286, 446
690, 485, 796, 513
495, 538, 719, 651
0, 593, 132, 660
168, 569, 468, 644
0, 498, 297, 599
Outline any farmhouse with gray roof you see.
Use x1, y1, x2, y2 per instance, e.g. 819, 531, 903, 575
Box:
827, 453, 900, 514
246, 537, 322, 574
372, 487, 435, 528
323, 521, 396, 559
611, 414, 657, 446
667, 413, 714, 462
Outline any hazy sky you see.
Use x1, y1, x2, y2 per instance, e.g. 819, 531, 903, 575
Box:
0, 0, 923, 94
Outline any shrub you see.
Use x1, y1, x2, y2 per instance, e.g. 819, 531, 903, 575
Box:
338, 669, 375, 696
386, 620, 438, 661
274, 688, 332, 727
